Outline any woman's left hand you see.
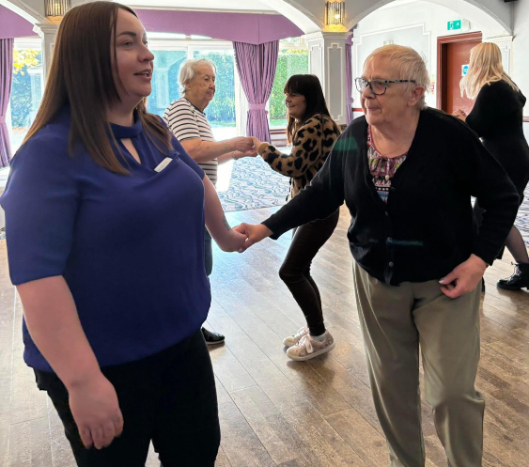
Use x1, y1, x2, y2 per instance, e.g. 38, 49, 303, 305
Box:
439, 254, 487, 299
250, 136, 262, 150
452, 109, 467, 122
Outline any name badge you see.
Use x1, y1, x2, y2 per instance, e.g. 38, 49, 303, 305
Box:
154, 157, 173, 173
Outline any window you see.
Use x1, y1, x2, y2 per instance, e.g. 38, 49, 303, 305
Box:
193, 49, 236, 140
148, 41, 237, 141
149, 49, 188, 118
9, 42, 44, 152
269, 38, 309, 129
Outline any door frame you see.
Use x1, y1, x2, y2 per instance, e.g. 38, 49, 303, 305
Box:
436, 31, 482, 110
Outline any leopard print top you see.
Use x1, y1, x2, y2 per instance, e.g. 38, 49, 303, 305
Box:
257, 114, 341, 199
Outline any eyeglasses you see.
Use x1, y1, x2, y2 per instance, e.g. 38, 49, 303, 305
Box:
355, 77, 416, 96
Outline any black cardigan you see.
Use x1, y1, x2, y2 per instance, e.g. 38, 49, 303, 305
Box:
263, 108, 519, 285
466, 79, 529, 193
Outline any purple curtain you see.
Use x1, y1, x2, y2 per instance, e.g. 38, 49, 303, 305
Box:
345, 34, 354, 125
233, 40, 279, 143
0, 38, 14, 167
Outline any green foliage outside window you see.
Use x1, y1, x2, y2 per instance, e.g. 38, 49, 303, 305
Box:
10, 49, 42, 128
148, 49, 236, 127
148, 49, 188, 118
193, 50, 235, 127
269, 49, 309, 128
141, 45, 308, 130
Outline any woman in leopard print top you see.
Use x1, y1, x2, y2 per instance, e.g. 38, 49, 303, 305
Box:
250, 74, 341, 361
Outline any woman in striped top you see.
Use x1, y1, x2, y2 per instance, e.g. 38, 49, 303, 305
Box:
164, 58, 256, 345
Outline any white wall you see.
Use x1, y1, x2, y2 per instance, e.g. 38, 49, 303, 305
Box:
512, 0, 529, 102
348, 0, 512, 34
352, 1, 488, 109
351, 0, 520, 112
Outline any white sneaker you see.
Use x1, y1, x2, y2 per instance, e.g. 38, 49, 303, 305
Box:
283, 326, 309, 347
286, 331, 335, 361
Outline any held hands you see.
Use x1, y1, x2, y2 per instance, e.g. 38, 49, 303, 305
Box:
439, 254, 487, 299
234, 149, 258, 159
233, 223, 273, 252
452, 109, 467, 122
250, 136, 262, 150
232, 137, 255, 153
67, 373, 123, 450
219, 228, 248, 252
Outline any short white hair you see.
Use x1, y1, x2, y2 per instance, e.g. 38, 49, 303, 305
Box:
179, 58, 217, 94
364, 44, 430, 109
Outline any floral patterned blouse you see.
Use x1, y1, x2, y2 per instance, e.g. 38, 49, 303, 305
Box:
367, 125, 408, 203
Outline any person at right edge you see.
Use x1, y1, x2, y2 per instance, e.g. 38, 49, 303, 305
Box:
235, 45, 519, 467
454, 42, 529, 291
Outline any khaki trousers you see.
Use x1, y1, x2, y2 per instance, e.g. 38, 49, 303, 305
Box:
353, 262, 484, 467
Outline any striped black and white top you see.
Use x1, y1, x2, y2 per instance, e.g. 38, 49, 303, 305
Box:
164, 97, 218, 186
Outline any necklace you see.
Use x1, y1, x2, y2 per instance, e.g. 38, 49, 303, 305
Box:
370, 127, 410, 158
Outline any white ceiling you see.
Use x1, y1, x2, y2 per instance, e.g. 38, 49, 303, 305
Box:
126, 0, 277, 13
380, 0, 419, 10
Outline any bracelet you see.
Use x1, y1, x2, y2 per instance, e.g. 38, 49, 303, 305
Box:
232, 150, 237, 160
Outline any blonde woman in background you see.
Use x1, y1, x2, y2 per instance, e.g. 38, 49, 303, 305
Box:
455, 42, 529, 290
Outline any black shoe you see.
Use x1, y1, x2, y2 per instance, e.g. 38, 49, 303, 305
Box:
497, 263, 529, 290
202, 327, 225, 345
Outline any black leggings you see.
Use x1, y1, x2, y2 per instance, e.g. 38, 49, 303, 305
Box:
279, 209, 340, 336
35, 329, 220, 467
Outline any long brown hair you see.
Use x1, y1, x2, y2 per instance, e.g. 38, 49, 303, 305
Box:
23, 1, 171, 174
284, 74, 332, 144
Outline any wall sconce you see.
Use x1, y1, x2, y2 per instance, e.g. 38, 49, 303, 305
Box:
45, 0, 70, 21
325, 1, 345, 27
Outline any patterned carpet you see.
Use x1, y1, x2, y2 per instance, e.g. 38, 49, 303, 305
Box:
218, 156, 290, 212
218, 158, 529, 248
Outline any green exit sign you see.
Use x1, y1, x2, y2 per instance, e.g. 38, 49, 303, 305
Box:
447, 20, 462, 30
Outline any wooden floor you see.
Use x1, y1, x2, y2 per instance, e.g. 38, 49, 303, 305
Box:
2, 205, 529, 466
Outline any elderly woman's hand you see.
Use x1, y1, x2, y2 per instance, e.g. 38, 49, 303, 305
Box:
234, 149, 258, 159
439, 254, 487, 299
452, 109, 467, 122
231, 137, 255, 153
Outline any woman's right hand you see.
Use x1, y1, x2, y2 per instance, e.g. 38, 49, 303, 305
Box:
68, 373, 124, 449
233, 223, 273, 252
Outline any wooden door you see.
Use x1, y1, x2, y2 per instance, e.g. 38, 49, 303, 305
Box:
437, 33, 482, 115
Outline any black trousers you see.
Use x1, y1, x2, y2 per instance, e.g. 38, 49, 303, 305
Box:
279, 209, 340, 336
35, 329, 220, 467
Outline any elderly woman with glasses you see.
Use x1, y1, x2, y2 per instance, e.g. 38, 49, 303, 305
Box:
235, 44, 519, 467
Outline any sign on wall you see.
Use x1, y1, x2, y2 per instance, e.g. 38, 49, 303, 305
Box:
447, 20, 462, 30
447, 19, 470, 32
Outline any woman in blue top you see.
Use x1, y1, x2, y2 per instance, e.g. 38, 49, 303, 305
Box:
0, 2, 245, 466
